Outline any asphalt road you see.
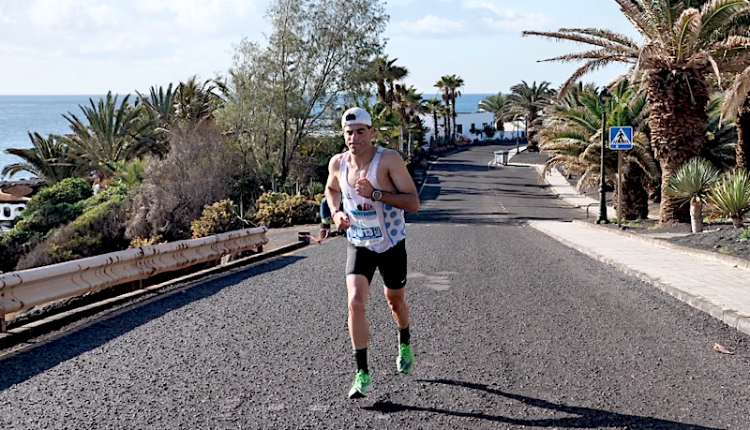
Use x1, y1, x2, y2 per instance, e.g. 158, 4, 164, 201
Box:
1, 144, 749, 429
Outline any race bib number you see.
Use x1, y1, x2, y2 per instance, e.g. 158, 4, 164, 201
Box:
348, 209, 384, 246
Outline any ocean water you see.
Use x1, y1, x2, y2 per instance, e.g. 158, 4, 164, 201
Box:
0, 95, 101, 180
423, 93, 496, 114
0, 93, 494, 180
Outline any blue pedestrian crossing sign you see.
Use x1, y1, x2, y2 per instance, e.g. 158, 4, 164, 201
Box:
609, 126, 633, 150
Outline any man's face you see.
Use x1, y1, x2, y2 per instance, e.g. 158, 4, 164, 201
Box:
343, 124, 373, 153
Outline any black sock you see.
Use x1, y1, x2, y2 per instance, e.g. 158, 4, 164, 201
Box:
399, 326, 410, 345
354, 348, 368, 374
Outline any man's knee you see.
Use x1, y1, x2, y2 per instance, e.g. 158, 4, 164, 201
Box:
347, 276, 369, 314
385, 289, 406, 312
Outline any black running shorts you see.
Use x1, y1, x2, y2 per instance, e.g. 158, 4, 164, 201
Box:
345, 239, 407, 290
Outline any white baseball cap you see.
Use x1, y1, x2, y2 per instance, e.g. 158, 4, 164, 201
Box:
341, 107, 372, 128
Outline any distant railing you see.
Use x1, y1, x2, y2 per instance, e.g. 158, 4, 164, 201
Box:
0, 227, 268, 332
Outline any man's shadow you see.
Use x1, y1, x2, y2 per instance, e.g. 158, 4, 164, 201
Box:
363, 379, 721, 429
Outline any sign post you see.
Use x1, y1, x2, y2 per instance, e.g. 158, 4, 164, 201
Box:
609, 126, 633, 227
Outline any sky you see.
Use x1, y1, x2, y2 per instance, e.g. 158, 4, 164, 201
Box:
0, 0, 642, 96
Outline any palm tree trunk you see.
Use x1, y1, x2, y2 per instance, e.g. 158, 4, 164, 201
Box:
690, 200, 703, 233
376, 80, 387, 103
432, 113, 439, 150
736, 98, 750, 170
451, 100, 457, 140
619, 168, 649, 220
647, 70, 708, 225
444, 112, 450, 144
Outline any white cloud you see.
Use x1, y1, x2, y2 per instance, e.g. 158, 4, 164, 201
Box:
465, 1, 551, 32
400, 14, 467, 35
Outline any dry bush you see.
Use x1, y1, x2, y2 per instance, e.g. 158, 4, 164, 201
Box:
126, 121, 238, 241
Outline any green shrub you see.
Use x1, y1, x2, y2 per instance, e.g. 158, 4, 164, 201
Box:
15, 185, 130, 270
708, 169, 750, 228
0, 178, 93, 272
740, 228, 750, 243
254, 192, 319, 228
191, 199, 248, 239
21, 177, 92, 213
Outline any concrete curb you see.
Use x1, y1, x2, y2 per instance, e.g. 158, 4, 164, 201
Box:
528, 222, 750, 336
571, 219, 750, 273
0, 240, 309, 351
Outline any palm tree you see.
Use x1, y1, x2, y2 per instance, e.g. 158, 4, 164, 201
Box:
720, 66, 750, 170
449, 75, 465, 139
175, 76, 226, 124
2, 132, 85, 184
436, 74, 465, 139
435, 78, 452, 140
539, 81, 659, 219
704, 94, 738, 171
364, 102, 401, 148
523, 0, 750, 224
137, 83, 178, 158
666, 157, 720, 232
503, 81, 553, 153
478, 93, 508, 133
372, 56, 409, 108
394, 84, 426, 158
424, 99, 444, 147
62, 92, 155, 178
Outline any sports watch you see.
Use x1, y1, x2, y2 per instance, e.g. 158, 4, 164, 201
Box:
371, 189, 383, 202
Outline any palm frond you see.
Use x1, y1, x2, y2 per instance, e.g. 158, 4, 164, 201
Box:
613, 0, 660, 39
674, 8, 702, 62
700, 0, 750, 40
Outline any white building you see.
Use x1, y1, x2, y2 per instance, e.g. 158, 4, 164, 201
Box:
420, 112, 526, 142
0, 190, 29, 231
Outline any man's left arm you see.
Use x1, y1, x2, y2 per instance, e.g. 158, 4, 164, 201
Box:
377, 152, 420, 214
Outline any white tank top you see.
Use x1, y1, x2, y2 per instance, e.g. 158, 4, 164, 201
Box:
338, 147, 407, 253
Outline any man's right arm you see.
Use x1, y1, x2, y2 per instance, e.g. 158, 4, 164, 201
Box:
325, 154, 342, 214
325, 154, 351, 231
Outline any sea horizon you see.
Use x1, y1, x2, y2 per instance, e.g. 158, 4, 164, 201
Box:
0, 93, 497, 181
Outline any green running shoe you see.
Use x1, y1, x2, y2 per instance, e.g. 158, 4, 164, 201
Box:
348, 370, 371, 399
397, 344, 414, 374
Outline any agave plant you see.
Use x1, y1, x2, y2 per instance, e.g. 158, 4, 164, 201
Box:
666, 158, 720, 232
708, 169, 750, 228
306, 180, 325, 198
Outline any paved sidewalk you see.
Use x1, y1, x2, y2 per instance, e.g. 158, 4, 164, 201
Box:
519, 150, 750, 336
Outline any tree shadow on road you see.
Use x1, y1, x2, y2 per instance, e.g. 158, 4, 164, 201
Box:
363, 379, 721, 430
0, 255, 305, 392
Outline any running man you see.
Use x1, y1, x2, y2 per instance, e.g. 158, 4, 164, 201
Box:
325, 107, 420, 399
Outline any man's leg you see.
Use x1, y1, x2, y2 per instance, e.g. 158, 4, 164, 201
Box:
380, 241, 413, 374
345, 244, 376, 399
346, 275, 371, 399
347, 274, 371, 351
384, 286, 410, 330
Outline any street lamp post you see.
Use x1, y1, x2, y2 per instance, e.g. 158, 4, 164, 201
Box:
597, 88, 610, 224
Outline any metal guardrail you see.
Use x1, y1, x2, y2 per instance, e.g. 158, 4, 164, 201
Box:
0, 227, 268, 332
